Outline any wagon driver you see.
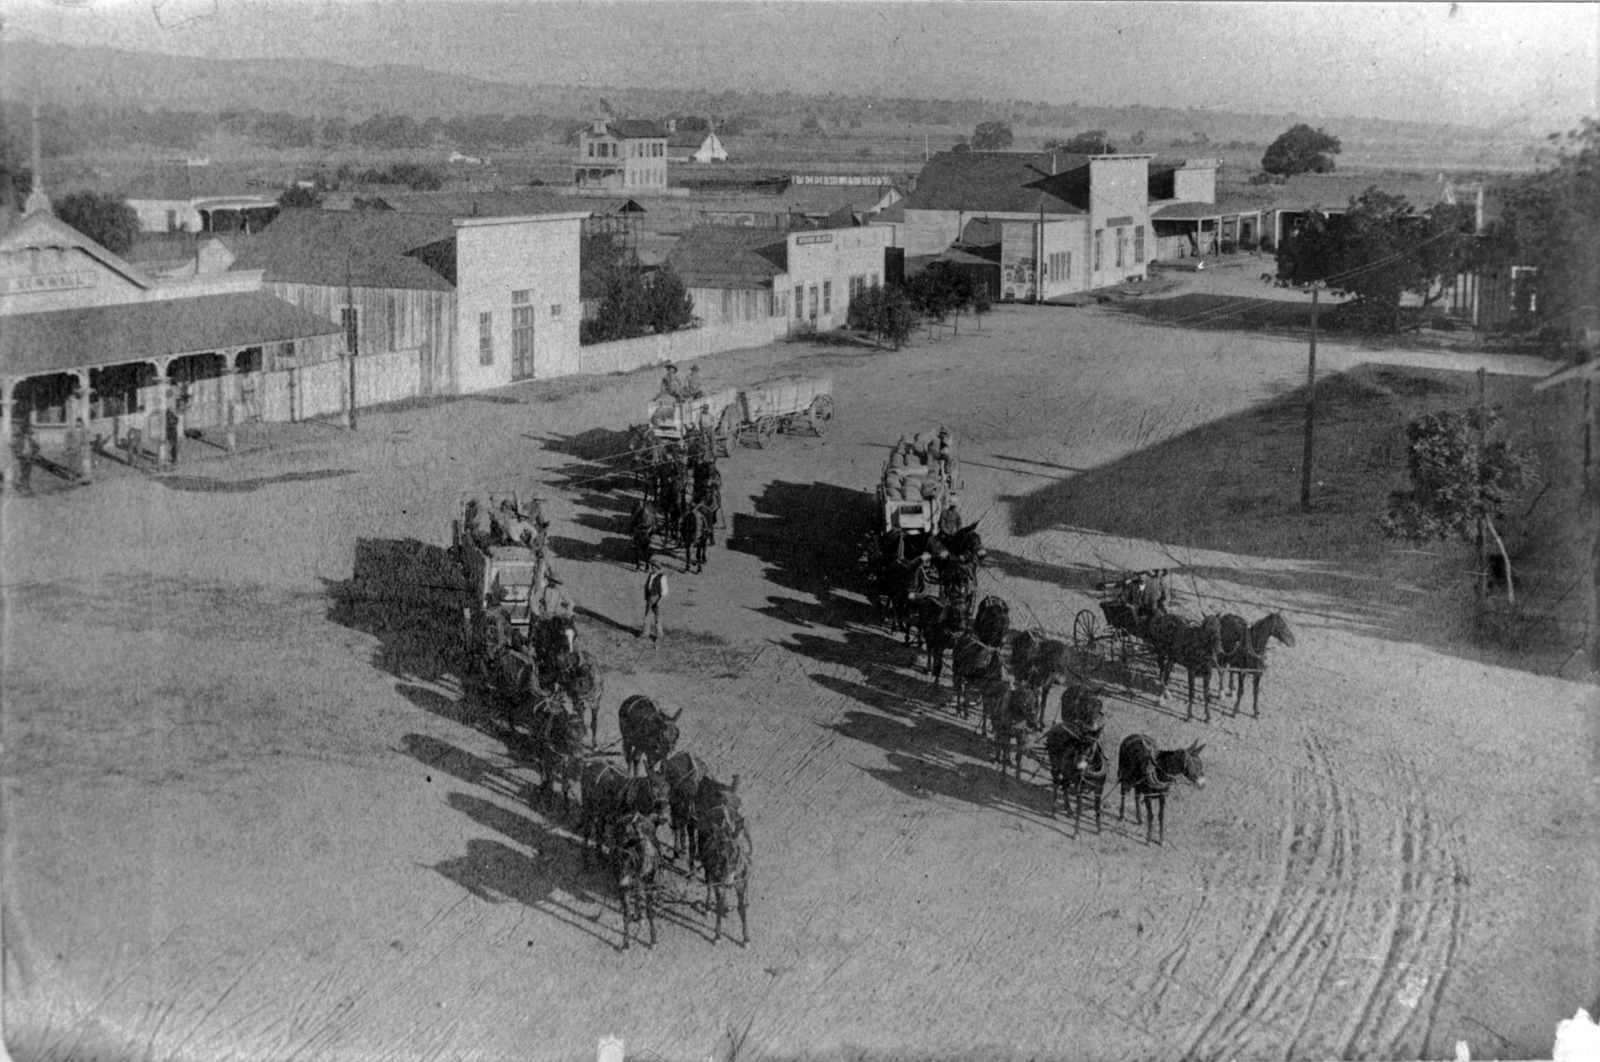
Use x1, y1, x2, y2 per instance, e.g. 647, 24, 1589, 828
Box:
684, 364, 704, 401
657, 361, 686, 401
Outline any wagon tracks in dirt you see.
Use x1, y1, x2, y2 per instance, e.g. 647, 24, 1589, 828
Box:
1175, 737, 1469, 1060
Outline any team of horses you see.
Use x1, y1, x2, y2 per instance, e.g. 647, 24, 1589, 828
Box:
629, 430, 722, 574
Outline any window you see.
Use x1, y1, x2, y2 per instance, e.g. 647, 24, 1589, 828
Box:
721, 289, 734, 323
871, 272, 880, 288
550, 303, 562, 318
587, 142, 595, 158
823, 280, 832, 315
1094, 230, 1103, 272
341, 306, 360, 356
1135, 225, 1145, 263
1115, 227, 1126, 268
478, 311, 493, 365
386, 293, 398, 349
794, 285, 804, 320
166, 209, 178, 232
274, 341, 296, 370
1048, 251, 1070, 281
809, 285, 819, 320
512, 301, 535, 380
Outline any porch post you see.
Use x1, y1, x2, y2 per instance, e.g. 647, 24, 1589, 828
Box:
73, 369, 93, 484
223, 349, 239, 452
153, 355, 174, 466
1, 378, 13, 486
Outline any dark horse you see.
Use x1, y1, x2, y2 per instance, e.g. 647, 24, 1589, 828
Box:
973, 595, 1010, 649
909, 593, 966, 686
1045, 722, 1108, 832
1146, 613, 1223, 719
629, 499, 662, 570
1217, 612, 1296, 717
680, 502, 713, 573
696, 803, 751, 946
987, 684, 1038, 780
1010, 631, 1079, 727
618, 694, 684, 776
950, 630, 1003, 721
1117, 735, 1206, 845
549, 648, 604, 745
870, 530, 930, 641
527, 703, 588, 811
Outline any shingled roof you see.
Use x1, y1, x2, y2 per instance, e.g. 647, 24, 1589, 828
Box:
906, 151, 1092, 215
665, 227, 787, 289
231, 209, 458, 290
603, 119, 667, 140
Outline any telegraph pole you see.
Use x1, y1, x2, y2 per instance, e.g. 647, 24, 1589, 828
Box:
1299, 283, 1321, 511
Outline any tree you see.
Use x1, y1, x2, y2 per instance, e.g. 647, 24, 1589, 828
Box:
950, 141, 971, 155
1487, 117, 1600, 347
643, 264, 698, 335
1261, 124, 1342, 177
278, 185, 322, 209
846, 284, 919, 350
970, 121, 1014, 151
1049, 129, 1117, 154
908, 261, 979, 334
1379, 406, 1535, 603
54, 191, 139, 256
1277, 188, 1476, 332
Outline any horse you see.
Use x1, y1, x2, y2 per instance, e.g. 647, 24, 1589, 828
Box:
695, 804, 751, 946
578, 758, 632, 861
987, 684, 1038, 780
936, 521, 985, 567
1117, 735, 1206, 845
951, 633, 1006, 724
973, 595, 1010, 649
909, 593, 966, 685
1045, 724, 1108, 832
872, 530, 931, 641
1057, 684, 1106, 736
1217, 612, 1296, 716
629, 499, 661, 571
656, 461, 689, 543
617, 695, 683, 776
1146, 613, 1224, 719
527, 703, 587, 811
692, 472, 722, 531
549, 649, 603, 745
612, 811, 660, 950
679, 502, 713, 574
530, 613, 578, 681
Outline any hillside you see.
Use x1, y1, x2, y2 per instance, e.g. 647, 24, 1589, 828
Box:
0, 38, 1550, 172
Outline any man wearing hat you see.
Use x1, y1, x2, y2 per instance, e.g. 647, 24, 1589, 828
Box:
658, 362, 686, 401
684, 364, 704, 401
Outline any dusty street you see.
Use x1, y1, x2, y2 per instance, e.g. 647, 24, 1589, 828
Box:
3, 264, 1596, 1062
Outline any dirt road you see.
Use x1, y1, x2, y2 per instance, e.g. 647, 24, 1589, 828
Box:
4, 267, 1596, 1061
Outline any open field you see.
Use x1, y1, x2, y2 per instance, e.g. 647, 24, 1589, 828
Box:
3, 263, 1596, 1061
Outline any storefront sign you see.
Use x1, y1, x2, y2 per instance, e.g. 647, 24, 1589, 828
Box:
1, 271, 99, 296
794, 233, 834, 245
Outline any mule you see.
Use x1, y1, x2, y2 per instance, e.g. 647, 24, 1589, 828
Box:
579, 758, 632, 860
680, 502, 713, 573
527, 703, 588, 811
987, 684, 1038, 780
629, 499, 661, 570
1045, 724, 1108, 832
1117, 735, 1206, 845
875, 532, 931, 641
612, 811, 659, 950
695, 805, 751, 945
549, 648, 603, 745
1217, 612, 1296, 716
1056, 684, 1106, 736
618, 695, 683, 776
1010, 631, 1077, 725
950, 632, 1005, 722
973, 595, 1010, 649
530, 613, 577, 680
910, 594, 966, 685
662, 749, 714, 867
1147, 613, 1224, 719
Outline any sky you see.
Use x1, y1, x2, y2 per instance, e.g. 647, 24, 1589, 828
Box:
1, 0, 1595, 128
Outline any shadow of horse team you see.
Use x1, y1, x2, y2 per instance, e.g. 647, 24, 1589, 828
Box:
862, 558, 1296, 844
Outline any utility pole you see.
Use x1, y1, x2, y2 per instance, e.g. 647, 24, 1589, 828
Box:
1477, 367, 1488, 599
1299, 284, 1321, 511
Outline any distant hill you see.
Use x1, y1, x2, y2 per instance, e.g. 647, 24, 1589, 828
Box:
0, 38, 1547, 168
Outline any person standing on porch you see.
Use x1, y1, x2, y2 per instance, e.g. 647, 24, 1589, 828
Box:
11, 422, 39, 494
165, 405, 182, 466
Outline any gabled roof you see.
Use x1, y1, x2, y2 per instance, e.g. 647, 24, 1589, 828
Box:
230, 209, 457, 290
1, 291, 342, 377
1, 210, 156, 290
905, 151, 1092, 215
665, 227, 787, 289
600, 119, 666, 140
870, 201, 906, 224
668, 131, 714, 149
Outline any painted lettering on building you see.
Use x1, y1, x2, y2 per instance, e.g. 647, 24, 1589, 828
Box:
794, 234, 834, 245
0, 271, 99, 296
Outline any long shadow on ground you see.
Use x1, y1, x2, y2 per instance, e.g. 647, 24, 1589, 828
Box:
1004, 363, 1584, 674
322, 538, 468, 684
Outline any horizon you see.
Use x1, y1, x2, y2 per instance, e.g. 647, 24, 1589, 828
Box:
0, 1, 1594, 132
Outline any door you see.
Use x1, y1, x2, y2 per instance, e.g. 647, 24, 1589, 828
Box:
512, 305, 536, 380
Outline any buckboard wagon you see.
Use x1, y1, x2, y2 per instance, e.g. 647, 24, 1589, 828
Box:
643, 374, 834, 454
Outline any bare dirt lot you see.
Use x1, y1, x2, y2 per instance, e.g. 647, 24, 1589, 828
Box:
4, 263, 1597, 1062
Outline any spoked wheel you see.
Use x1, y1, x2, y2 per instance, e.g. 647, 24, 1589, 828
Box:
1072, 609, 1101, 651
753, 417, 777, 449
808, 394, 835, 436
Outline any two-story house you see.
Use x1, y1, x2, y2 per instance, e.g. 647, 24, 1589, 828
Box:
574, 119, 669, 193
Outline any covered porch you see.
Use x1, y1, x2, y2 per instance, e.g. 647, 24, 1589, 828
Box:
3, 291, 342, 478
1152, 201, 1265, 260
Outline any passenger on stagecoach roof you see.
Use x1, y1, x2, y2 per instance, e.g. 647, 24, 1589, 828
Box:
685, 364, 704, 399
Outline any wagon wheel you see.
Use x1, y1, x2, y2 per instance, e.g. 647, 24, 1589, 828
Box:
1072, 609, 1101, 652
752, 417, 777, 449
808, 394, 835, 436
